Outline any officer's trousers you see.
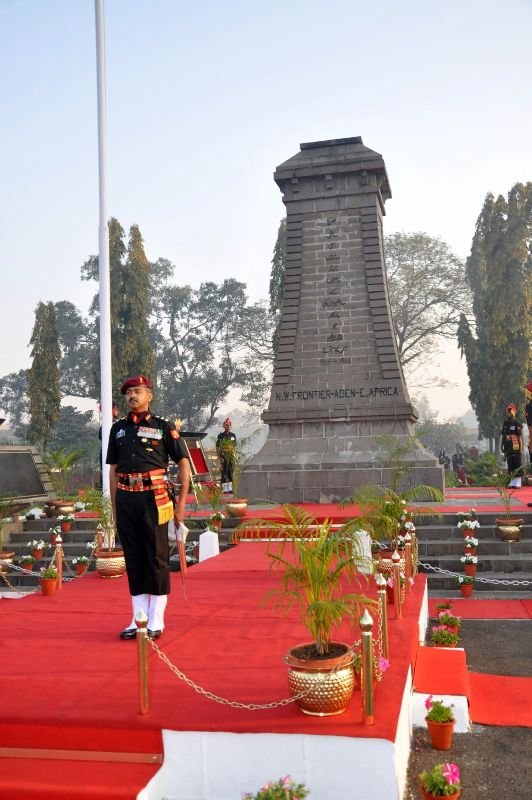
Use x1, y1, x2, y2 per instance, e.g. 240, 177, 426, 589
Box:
116, 489, 170, 595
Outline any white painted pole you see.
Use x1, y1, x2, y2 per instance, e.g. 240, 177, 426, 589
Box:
95, 0, 113, 497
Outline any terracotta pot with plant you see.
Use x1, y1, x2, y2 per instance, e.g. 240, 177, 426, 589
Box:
238, 505, 375, 716
436, 611, 462, 636
430, 627, 459, 648
40, 565, 59, 596
457, 575, 475, 598
72, 556, 89, 576
20, 555, 36, 571
463, 535, 478, 556
425, 696, 455, 750
461, 553, 477, 577
28, 539, 47, 560
419, 761, 461, 798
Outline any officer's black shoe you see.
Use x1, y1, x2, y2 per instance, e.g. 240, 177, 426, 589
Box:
119, 627, 137, 640
147, 629, 162, 640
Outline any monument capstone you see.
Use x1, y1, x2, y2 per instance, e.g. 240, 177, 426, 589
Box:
240, 137, 443, 503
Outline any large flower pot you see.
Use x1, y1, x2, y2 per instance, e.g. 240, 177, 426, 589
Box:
0, 552, 15, 573
459, 584, 474, 598
496, 518, 523, 542
464, 564, 476, 577
285, 641, 354, 716
40, 578, 57, 596
225, 498, 248, 518
426, 717, 455, 750
94, 549, 126, 578
420, 786, 461, 800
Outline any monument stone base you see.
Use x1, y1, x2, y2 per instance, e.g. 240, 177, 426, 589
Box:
240, 415, 443, 504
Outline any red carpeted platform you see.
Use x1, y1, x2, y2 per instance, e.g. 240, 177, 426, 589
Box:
413, 647, 470, 699
469, 672, 532, 726
0, 545, 427, 798
428, 599, 531, 620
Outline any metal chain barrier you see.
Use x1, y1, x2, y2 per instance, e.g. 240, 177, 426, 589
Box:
147, 636, 363, 711
417, 559, 532, 587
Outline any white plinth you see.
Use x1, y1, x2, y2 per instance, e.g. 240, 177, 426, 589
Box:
199, 530, 220, 562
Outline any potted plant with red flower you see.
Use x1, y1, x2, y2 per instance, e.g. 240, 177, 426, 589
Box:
241, 775, 309, 800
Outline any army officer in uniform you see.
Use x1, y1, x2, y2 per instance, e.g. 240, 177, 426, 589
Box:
106, 375, 190, 640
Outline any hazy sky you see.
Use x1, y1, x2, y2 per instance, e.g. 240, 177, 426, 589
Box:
2, 0, 532, 421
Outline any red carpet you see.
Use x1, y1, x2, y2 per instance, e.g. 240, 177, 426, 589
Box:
413, 647, 470, 699
428, 599, 531, 620
469, 673, 532, 726
0, 545, 427, 798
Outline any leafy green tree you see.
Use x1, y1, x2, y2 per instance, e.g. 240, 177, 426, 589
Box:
0, 369, 29, 440
459, 185, 532, 447
54, 301, 96, 398
156, 279, 272, 428
49, 405, 98, 460
417, 414, 478, 458
27, 302, 61, 450
384, 232, 471, 372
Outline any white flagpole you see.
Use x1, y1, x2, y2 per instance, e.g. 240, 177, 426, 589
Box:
95, 0, 113, 496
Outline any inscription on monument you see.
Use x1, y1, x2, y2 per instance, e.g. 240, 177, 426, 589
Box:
274, 386, 400, 402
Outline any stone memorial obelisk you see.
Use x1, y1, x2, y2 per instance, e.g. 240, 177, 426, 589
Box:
241, 137, 443, 502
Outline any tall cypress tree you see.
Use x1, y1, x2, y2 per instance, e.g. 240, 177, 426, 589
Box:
119, 224, 154, 383
27, 301, 61, 451
459, 184, 532, 448
269, 217, 286, 354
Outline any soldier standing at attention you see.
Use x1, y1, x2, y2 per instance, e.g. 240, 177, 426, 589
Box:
216, 417, 237, 494
500, 403, 524, 488
525, 382, 532, 462
106, 375, 190, 640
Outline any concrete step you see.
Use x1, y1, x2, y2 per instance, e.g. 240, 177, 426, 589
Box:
420, 568, 532, 593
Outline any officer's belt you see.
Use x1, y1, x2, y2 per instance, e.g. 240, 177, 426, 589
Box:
118, 469, 166, 492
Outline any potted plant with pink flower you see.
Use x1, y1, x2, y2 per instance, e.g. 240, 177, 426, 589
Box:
419, 761, 461, 797
241, 775, 309, 800
424, 696, 455, 750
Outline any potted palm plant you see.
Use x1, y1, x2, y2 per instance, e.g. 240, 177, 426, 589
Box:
344, 484, 443, 576
493, 466, 529, 541
43, 448, 83, 516
238, 505, 375, 715
84, 489, 125, 578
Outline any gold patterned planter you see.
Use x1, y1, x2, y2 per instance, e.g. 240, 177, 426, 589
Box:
285, 642, 354, 716
95, 549, 126, 578
496, 518, 523, 542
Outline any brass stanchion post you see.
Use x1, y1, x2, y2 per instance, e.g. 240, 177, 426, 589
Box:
392, 550, 402, 619
55, 536, 63, 591
136, 610, 150, 715
410, 529, 418, 576
404, 532, 412, 592
375, 573, 389, 661
359, 609, 375, 725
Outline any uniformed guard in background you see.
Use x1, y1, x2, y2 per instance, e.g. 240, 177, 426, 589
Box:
216, 417, 237, 494
500, 403, 523, 488
106, 375, 190, 640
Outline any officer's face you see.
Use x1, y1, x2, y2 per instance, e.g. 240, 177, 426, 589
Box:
224, 421, 231, 431
125, 386, 152, 412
